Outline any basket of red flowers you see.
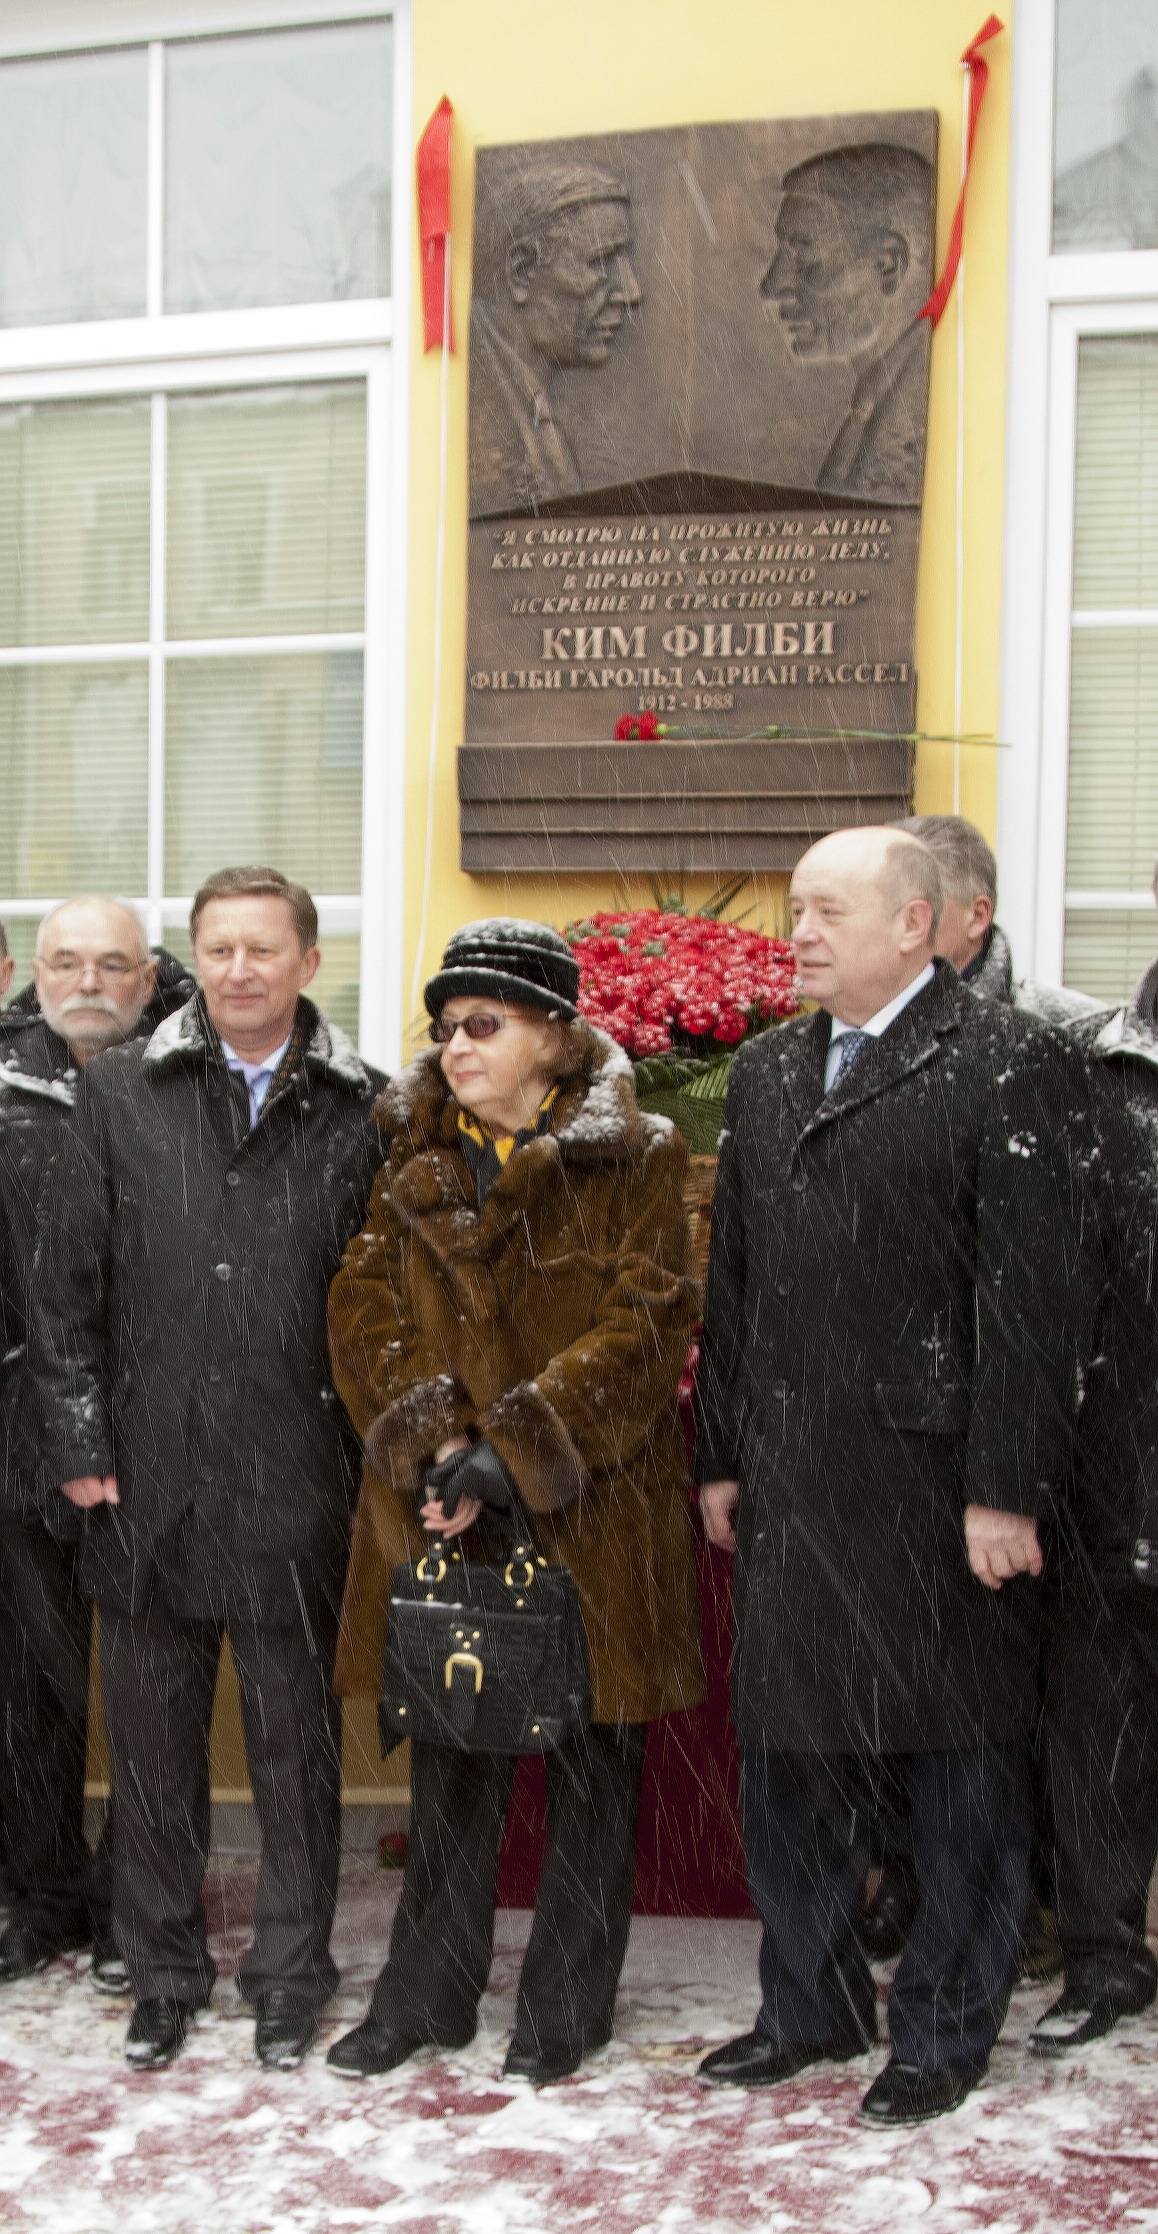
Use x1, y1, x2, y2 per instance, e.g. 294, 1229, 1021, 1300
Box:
565, 885, 801, 1159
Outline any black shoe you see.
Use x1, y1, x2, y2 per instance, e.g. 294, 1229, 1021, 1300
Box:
1018, 1902, 1064, 1984
0, 1917, 88, 1983
502, 2043, 580, 2085
90, 1937, 131, 1995
698, 2026, 871, 2088
857, 1864, 920, 1962
125, 1997, 196, 2070
254, 1988, 317, 2070
858, 2057, 983, 2125
326, 2018, 475, 2078
1028, 1986, 1151, 2057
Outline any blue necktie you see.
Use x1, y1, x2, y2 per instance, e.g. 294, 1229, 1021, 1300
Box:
830, 1027, 871, 1090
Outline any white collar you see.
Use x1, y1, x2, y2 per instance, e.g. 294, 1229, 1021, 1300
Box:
220, 1032, 292, 1082
829, 962, 936, 1041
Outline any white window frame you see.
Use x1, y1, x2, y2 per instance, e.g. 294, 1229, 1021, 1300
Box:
0, 0, 411, 1070
1000, 0, 1158, 983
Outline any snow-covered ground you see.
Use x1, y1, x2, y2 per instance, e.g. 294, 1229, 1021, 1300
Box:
1, 1855, 1156, 2234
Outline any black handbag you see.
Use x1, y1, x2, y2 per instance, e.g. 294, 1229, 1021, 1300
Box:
379, 1507, 592, 1756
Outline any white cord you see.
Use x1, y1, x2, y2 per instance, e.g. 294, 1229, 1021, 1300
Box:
953, 62, 968, 815
410, 232, 453, 1033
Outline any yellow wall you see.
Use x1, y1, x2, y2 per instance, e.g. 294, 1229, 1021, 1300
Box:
401, 0, 1011, 1031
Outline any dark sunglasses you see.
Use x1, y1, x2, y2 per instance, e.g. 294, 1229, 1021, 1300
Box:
429, 1011, 510, 1043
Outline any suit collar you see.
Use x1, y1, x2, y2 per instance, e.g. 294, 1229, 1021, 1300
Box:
783, 961, 963, 1140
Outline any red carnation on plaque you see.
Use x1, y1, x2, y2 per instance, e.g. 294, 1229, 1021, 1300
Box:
614, 711, 663, 741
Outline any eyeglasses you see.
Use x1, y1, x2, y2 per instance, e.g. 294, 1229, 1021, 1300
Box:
39, 956, 147, 981
429, 1011, 509, 1044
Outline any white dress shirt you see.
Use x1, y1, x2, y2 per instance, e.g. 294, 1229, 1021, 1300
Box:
824, 962, 936, 1092
220, 1033, 292, 1128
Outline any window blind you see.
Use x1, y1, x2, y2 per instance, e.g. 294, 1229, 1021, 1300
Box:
166, 383, 366, 640
1064, 335, 1158, 999
0, 397, 150, 648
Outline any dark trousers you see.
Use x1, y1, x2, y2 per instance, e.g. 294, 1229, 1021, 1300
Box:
0, 1515, 112, 1943
1041, 1581, 1158, 2009
372, 1725, 646, 2055
742, 1743, 1029, 2074
100, 1602, 342, 2009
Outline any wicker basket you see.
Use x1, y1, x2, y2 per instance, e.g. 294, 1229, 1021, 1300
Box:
682, 1152, 718, 1287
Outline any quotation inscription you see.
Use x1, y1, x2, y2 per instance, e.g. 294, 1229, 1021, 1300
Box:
466, 511, 917, 738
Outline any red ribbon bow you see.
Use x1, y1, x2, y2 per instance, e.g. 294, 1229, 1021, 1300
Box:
919, 15, 1004, 330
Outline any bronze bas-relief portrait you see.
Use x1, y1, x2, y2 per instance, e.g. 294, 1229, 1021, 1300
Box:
763, 144, 934, 505
468, 114, 937, 519
470, 162, 642, 520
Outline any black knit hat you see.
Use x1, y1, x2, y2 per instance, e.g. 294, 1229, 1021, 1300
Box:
424, 918, 580, 1021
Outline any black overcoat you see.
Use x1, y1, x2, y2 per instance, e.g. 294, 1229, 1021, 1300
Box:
0, 954, 195, 1525
694, 962, 1100, 1754
1065, 989, 1158, 1577
28, 993, 383, 1625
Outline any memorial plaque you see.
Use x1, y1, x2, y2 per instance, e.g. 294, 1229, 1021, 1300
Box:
462, 110, 938, 864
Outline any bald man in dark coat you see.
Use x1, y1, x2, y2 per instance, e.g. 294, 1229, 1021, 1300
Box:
694, 829, 1098, 2126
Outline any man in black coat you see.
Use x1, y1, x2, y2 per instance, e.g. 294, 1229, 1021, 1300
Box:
0, 899, 192, 1989
30, 867, 383, 2072
1024, 949, 1158, 2055
694, 827, 1097, 2126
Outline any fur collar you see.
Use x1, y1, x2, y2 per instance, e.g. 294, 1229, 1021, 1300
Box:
1092, 995, 1158, 1074
376, 1018, 664, 1162
965, 922, 1015, 1004
141, 995, 370, 1090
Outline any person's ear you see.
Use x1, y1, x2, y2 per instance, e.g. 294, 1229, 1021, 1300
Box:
898, 896, 935, 951
299, 944, 321, 990
0, 954, 14, 1000
506, 239, 538, 306
139, 955, 159, 1004
968, 893, 995, 941
876, 229, 910, 297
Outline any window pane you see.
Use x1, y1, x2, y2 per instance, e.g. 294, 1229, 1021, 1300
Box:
0, 47, 147, 326
1073, 337, 1158, 608
1065, 628, 1158, 891
0, 917, 43, 1000
0, 397, 150, 648
164, 652, 363, 894
1054, 0, 1158, 252
0, 663, 149, 896
165, 22, 392, 313
167, 385, 366, 639
1064, 908, 1157, 1002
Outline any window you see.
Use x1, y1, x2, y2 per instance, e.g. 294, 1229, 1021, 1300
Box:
1000, 0, 1158, 1001
0, 10, 404, 1063
166, 22, 392, 312
0, 380, 366, 1011
0, 46, 147, 327
1062, 337, 1158, 996
1054, 0, 1158, 252
0, 21, 391, 328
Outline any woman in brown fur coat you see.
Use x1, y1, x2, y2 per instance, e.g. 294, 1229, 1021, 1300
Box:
325, 919, 703, 2085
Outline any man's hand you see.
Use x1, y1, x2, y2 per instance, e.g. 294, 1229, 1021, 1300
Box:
964, 1503, 1043, 1590
61, 1475, 119, 1508
700, 1479, 741, 1554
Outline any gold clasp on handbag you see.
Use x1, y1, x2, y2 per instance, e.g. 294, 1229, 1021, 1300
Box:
444, 1649, 484, 1693
504, 1555, 536, 1589
417, 1550, 447, 1584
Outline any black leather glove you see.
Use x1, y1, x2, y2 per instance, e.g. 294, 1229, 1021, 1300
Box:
424, 1437, 518, 1519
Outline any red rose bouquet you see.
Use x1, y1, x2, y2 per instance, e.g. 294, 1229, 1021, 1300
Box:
565, 893, 801, 1152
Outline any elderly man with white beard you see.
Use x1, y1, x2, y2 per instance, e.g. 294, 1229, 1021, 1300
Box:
0, 897, 162, 1988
